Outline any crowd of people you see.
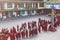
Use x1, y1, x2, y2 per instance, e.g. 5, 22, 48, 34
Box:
0, 16, 60, 40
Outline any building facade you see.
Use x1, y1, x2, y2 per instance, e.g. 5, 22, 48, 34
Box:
0, 0, 60, 19
45, 0, 60, 15
0, 0, 45, 19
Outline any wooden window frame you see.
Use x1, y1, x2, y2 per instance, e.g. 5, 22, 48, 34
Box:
39, 2, 44, 7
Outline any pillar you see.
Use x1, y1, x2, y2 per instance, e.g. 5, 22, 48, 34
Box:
15, 3, 18, 16
51, 5, 55, 27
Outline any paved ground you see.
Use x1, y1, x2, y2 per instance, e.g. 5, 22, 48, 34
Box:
0, 15, 51, 31
0, 15, 60, 40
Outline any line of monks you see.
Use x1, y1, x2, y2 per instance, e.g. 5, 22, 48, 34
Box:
0, 16, 60, 40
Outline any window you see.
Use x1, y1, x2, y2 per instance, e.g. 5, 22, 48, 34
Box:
4, 3, 14, 9
18, 3, 24, 8
39, 3, 44, 7
7, 3, 12, 8
46, 4, 52, 9
28, 3, 32, 8
55, 5, 60, 9
28, 3, 36, 8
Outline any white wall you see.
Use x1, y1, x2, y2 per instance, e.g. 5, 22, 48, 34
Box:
3, 16, 6, 19
20, 11, 28, 16
0, 13, 2, 18
31, 10, 36, 15
24, 11, 28, 16
24, 3, 26, 8
32, 3, 34, 8
13, 12, 17, 17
